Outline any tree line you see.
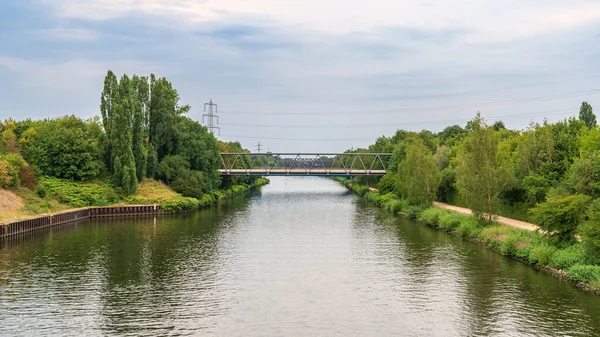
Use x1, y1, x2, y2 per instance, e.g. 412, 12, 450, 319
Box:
0, 71, 257, 201
349, 102, 600, 255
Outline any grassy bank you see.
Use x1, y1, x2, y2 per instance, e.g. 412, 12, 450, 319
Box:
1, 177, 269, 223
335, 177, 600, 294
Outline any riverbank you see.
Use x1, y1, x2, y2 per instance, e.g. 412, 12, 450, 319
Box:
1, 177, 269, 237
336, 178, 600, 295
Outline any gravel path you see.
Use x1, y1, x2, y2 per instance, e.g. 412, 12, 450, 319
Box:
432, 201, 540, 232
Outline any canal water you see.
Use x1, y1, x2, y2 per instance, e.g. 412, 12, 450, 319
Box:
1, 177, 599, 336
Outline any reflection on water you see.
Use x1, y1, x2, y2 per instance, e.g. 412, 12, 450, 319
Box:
1, 177, 599, 336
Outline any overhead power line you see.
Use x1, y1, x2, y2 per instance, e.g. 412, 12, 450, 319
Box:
217, 89, 600, 116
219, 106, 596, 129
217, 107, 589, 142
225, 74, 600, 103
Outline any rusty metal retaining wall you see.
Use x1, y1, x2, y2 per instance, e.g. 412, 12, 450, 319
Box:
1, 205, 162, 238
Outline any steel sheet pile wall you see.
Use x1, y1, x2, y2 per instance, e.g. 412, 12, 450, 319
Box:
2, 205, 162, 237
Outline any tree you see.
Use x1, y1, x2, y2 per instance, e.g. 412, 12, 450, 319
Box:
579, 101, 596, 129
131, 75, 148, 181
398, 138, 441, 205
174, 117, 221, 191
579, 199, 600, 259
157, 155, 190, 184
22, 116, 103, 180
530, 194, 591, 243
456, 114, 514, 221
111, 75, 137, 194
100, 70, 119, 168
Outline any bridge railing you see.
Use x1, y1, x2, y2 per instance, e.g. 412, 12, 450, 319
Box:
218, 153, 392, 175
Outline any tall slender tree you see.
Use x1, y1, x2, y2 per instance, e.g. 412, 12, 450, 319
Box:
111, 75, 137, 194
456, 114, 513, 221
579, 101, 596, 129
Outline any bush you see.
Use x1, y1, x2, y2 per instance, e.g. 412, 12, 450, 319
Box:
161, 195, 200, 212
364, 191, 382, 205
550, 244, 587, 270
418, 207, 446, 226
480, 225, 512, 247
437, 212, 466, 231
529, 194, 591, 243
528, 243, 556, 265
567, 264, 600, 286
499, 231, 532, 258
457, 217, 481, 238
39, 177, 119, 207
405, 205, 424, 220
353, 185, 370, 197
170, 170, 205, 198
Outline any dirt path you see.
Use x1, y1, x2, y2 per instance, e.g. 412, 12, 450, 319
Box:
432, 201, 540, 232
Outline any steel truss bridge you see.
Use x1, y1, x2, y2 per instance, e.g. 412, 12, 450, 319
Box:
219, 153, 392, 176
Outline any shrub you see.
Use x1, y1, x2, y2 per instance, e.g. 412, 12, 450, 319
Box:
550, 244, 587, 270
528, 243, 556, 265
161, 196, 200, 212
39, 177, 119, 207
457, 217, 481, 238
405, 205, 424, 220
170, 170, 205, 198
479, 225, 512, 247
418, 207, 446, 226
499, 231, 532, 258
529, 194, 591, 243
353, 185, 370, 197
438, 212, 466, 231
567, 264, 600, 286
364, 191, 382, 205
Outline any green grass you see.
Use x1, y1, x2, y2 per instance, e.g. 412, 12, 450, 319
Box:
39, 177, 120, 207
567, 265, 600, 286
550, 244, 587, 270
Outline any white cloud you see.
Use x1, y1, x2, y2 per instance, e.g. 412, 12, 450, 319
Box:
34, 28, 99, 41
40, 0, 600, 42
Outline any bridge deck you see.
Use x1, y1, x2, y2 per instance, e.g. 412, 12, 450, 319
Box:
218, 169, 387, 176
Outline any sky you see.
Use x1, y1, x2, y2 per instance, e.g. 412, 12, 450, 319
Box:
1, 0, 600, 152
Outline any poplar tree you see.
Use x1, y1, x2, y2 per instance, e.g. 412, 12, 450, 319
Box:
579, 101, 596, 129
111, 75, 137, 194
131, 75, 148, 181
100, 71, 118, 168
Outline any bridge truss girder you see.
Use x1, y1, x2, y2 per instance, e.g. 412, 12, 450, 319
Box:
218, 153, 392, 176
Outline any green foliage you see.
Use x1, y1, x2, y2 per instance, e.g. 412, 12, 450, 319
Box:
22, 116, 103, 181
39, 177, 119, 207
160, 196, 201, 212
158, 155, 190, 184
579, 101, 596, 129
528, 243, 556, 265
530, 194, 591, 242
579, 199, 600, 253
404, 205, 425, 220
456, 114, 514, 221
457, 217, 482, 238
377, 173, 397, 195
550, 244, 587, 270
170, 170, 205, 198
418, 207, 446, 226
438, 212, 466, 231
398, 138, 441, 205
0, 153, 26, 188
352, 184, 370, 197
567, 264, 600, 286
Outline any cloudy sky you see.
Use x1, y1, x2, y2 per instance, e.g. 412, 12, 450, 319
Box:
1, 0, 600, 152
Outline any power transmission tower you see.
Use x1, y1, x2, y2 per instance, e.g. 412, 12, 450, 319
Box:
203, 99, 219, 135
256, 142, 262, 153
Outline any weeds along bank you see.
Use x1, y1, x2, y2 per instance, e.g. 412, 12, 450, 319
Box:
336, 177, 600, 294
